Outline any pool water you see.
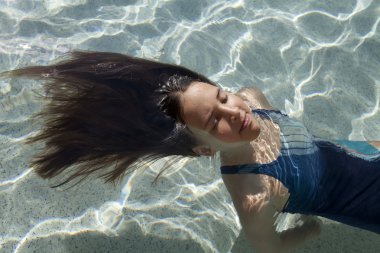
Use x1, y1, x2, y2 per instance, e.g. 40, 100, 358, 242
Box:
1, 0, 380, 252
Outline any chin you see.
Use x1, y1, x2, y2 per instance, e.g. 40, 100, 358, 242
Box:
250, 127, 261, 141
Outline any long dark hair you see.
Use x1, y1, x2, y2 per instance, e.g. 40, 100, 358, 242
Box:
2, 51, 216, 188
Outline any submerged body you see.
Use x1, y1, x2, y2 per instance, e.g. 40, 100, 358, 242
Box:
222, 109, 380, 233
216, 88, 380, 253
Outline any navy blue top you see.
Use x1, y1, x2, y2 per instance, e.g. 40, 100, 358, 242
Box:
221, 109, 380, 234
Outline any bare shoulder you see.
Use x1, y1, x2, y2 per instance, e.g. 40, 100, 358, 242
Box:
236, 87, 278, 111
222, 173, 289, 214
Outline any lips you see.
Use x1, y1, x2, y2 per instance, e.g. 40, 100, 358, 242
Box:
239, 113, 251, 132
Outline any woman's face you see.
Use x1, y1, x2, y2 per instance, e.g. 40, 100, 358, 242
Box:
180, 81, 261, 151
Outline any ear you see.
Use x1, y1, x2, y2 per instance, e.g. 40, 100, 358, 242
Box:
192, 145, 216, 156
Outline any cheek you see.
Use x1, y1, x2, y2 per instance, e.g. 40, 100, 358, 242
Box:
214, 125, 237, 142
216, 122, 232, 135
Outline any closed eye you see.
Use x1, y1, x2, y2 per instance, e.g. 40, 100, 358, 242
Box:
211, 117, 219, 131
221, 93, 228, 104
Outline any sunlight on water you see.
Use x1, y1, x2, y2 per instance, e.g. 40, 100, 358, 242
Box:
1, 0, 380, 252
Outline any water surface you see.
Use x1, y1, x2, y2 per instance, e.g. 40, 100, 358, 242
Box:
1, 0, 380, 252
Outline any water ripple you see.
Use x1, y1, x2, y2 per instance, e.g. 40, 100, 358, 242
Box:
1, 0, 380, 252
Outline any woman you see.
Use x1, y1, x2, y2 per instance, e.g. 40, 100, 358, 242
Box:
3, 51, 380, 253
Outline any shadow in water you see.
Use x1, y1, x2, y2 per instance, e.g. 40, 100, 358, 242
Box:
14, 218, 380, 253
231, 221, 380, 253
16, 220, 205, 253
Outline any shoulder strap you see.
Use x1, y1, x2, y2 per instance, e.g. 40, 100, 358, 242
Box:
252, 108, 288, 119
220, 163, 261, 174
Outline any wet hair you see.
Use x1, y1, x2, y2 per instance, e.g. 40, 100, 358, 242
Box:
2, 51, 216, 188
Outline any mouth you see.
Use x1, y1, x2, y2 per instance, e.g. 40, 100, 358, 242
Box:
239, 113, 251, 132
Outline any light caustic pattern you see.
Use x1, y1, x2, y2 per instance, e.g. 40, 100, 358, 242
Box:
0, 0, 380, 252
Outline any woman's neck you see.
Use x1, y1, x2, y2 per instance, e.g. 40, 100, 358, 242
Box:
220, 143, 255, 165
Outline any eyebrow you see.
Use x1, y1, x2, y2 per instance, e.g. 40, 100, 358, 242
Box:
203, 87, 220, 130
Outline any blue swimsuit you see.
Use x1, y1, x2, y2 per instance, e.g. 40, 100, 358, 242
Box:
221, 109, 380, 234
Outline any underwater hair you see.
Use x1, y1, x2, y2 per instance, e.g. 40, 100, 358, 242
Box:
2, 51, 216, 188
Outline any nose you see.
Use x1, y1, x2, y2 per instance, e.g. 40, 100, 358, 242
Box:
219, 105, 241, 122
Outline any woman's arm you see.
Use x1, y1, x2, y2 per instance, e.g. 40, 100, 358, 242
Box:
236, 87, 278, 111
236, 196, 321, 253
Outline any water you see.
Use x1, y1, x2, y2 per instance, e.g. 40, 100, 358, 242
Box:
0, 0, 380, 252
